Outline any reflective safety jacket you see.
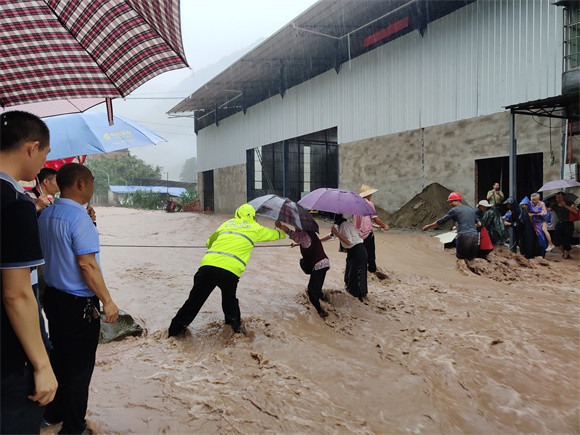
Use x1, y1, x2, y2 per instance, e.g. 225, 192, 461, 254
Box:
200, 207, 285, 277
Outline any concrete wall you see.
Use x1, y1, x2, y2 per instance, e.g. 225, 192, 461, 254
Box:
197, 172, 204, 210
340, 111, 563, 212
213, 163, 247, 214
196, 1, 563, 172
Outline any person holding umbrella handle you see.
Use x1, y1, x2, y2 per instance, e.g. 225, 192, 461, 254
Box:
275, 221, 331, 318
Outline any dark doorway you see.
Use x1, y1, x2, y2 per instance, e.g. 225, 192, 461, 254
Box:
247, 128, 339, 202
202, 170, 214, 211
476, 153, 543, 203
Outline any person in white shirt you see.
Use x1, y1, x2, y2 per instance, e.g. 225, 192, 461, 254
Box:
321, 214, 367, 301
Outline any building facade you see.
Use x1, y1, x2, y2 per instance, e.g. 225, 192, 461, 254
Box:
171, 0, 577, 213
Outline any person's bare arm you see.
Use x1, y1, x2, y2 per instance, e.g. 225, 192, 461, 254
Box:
1, 268, 57, 405
319, 234, 332, 242
331, 226, 351, 246
372, 216, 389, 231
76, 253, 119, 323
422, 222, 439, 231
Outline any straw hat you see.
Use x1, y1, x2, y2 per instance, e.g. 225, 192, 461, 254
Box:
359, 184, 378, 198
478, 199, 492, 208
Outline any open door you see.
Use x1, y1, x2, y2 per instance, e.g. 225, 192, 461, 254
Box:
476, 153, 543, 203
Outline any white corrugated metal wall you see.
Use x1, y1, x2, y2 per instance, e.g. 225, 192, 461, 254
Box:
197, 0, 563, 172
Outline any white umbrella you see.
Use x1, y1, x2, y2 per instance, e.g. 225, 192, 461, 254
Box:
538, 179, 580, 192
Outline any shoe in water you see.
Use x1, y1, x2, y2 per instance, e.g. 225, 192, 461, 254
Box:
318, 308, 329, 318
232, 323, 247, 335
546, 245, 554, 252
168, 322, 184, 337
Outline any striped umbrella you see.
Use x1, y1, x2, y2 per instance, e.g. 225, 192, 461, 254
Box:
0, 0, 188, 118
248, 194, 319, 233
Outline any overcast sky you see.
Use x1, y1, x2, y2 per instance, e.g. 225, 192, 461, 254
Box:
93, 0, 318, 179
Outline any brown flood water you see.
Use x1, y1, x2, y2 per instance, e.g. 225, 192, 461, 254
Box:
43, 207, 579, 433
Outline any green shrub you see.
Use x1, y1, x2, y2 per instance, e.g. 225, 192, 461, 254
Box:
125, 190, 164, 210
178, 188, 198, 205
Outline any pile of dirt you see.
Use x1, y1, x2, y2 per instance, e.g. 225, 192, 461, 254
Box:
464, 249, 559, 283
386, 183, 454, 229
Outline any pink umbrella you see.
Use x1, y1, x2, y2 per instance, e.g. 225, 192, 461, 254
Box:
298, 188, 376, 216
0, 0, 188, 118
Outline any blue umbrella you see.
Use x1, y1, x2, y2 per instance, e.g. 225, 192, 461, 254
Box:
44, 113, 165, 160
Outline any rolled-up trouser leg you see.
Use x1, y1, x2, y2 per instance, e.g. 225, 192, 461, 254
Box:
170, 266, 218, 335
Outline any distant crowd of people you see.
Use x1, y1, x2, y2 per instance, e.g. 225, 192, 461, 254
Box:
423, 182, 579, 262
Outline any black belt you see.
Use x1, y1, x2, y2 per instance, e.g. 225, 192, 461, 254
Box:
45, 285, 96, 301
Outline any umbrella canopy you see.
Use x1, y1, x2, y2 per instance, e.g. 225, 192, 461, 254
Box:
542, 191, 578, 204
0, 0, 187, 113
248, 194, 319, 232
43, 155, 86, 171
44, 113, 165, 160
538, 179, 580, 192
0, 99, 105, 119
298, 188, 377, 216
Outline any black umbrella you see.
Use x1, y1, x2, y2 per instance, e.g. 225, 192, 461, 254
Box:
248, 194, 319, 232
543, 191, 578, 205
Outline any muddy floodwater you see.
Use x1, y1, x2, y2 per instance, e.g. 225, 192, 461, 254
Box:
42, 207, 579, 433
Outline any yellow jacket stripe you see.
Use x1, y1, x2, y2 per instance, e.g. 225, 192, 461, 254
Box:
200, 217, 285, 277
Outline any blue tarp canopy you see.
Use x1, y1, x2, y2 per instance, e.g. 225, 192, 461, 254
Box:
109, 185, 187, 196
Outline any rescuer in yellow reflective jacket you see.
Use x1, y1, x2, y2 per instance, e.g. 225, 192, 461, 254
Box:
168, 204, 285, 336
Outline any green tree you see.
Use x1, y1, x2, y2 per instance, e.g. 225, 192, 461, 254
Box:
125, 190, 165, 210
177, 188, 198, 206
180, 157, 197, 182
86, 154, 162, 199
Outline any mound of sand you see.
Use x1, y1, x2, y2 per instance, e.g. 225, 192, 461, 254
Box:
386, 183, 454, 229
465, 249, 561, 283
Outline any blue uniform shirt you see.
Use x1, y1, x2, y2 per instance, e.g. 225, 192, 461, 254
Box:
38, 198, 100, 296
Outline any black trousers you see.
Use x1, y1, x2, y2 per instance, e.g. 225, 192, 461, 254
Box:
170, 266, 241, 333
43, 287, 100, 434
344, 243, 368, 298
307, 267, 328, 313
456, 233, 479, 260
554, 221, 574, 251
0, 365, 45, 434
362, 232, 377, 272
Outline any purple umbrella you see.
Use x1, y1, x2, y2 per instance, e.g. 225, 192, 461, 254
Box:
248, 194, 319, 232
538, 179, 580, 192
298, 188, 376, 216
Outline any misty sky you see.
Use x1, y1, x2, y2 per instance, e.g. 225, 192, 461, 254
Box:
92, 0, 318, 180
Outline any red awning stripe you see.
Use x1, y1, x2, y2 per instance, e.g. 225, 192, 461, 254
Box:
363, 16, 410, 48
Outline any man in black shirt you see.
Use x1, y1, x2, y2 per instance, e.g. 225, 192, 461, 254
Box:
550, 191, 579, 259
0, 111, 58, 433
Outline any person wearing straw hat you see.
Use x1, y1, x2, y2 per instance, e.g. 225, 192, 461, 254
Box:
354, 184, 389, 273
